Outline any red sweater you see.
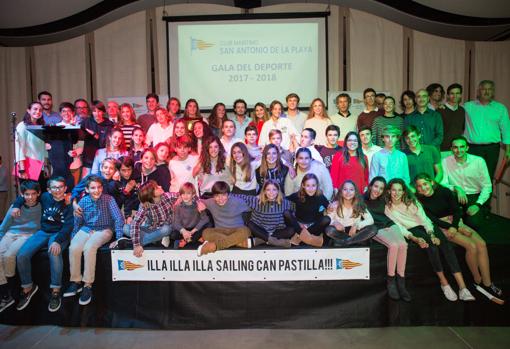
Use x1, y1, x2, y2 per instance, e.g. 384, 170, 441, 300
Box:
330, 152, 369, 192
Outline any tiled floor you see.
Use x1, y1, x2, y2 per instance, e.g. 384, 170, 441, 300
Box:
0, 325, 508, 349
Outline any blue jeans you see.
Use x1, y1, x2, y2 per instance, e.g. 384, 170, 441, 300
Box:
124, 223, 172, 246
16, 230, 68, 289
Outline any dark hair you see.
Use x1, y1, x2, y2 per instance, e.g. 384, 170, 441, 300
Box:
191, 120, 213, 152
342, 132, 367, 168
363, 88, 376, 98
302, 128, 316, 140
413, 172, 438, 188
86, 175, 104, 188
200, 136, 227, 174
37, 91, 52, 100
358, 126, 372, 134
326, 124, 340, 136
245, 125, 258, 135
298, 173, 321, 203
166, 97, 181, 111
399, 90, 416, 110
146, 93, 159, 103
208, 103, 227, 129
47, 176, 66, 187
286, 93, 300, 103
233, 98, 247, 110
138, 180, 159, 204
74, 98, 89, 108
384, 96, 396, 105
23, 101, 45, 125
295, 147, 312, 159
376, 93, 386, 99
366, 176, 387, 201
59, 102, 75, 112
212, 181, 230, 195
129, 126, 145, 150
447, 83, 463, 94
91, 100, 106, 113
426, 83, 445, 98
335, 93, 351, 104
20, 180, 41, 193
385, 178, 416, 208
120, 156, 134, 168
451, 135, 468, 146
403, 125, 421, 139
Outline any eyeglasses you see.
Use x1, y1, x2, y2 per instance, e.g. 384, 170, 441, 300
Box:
50, 185, 65, 191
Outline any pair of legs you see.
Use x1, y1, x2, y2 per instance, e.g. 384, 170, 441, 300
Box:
439, 217, 492, 287
170, 224, 210, 247
0, 233, 31, 295
17, 230, 68, 294
202, 226, 251, 251
409, 225, 468, 290
373, 225, 408, 277
124, 223, 172, 246
247, 210, 296, 246
325, 224, 378, 247
287, 214, 331, 247
69, 229, 112, 288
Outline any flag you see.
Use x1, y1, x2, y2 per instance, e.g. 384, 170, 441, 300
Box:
118, 260, 143, 271
336, 258, 362, 270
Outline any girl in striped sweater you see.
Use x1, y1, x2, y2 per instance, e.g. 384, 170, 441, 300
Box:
234, 180, 298, 248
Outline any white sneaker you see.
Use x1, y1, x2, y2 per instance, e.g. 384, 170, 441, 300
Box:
161, 236, 170, 248
459, 288, 476, 301
441, 284, 458, 301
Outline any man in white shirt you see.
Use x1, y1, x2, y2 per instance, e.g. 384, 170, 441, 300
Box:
220, 119, 242, 156
330, 93, 358, 140
464, 80, 510, 181
297, 128, 324, 164
440, 136, 492, 231
284, 93, 307, 133
359, 126, 381, 168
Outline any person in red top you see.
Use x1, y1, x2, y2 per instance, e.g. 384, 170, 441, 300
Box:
250, 102, 269, 143
330, 131, 369, 194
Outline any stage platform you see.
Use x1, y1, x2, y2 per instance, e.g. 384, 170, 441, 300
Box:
0, 216, 509, 329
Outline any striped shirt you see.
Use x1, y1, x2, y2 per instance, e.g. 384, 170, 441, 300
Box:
371, 115, 404, 148
233, 194, 292, 233
120, 124, 140, 150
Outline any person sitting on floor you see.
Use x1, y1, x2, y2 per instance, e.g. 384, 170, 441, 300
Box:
171, 182, 210, 249
325, 180, 377, 247
63, 175, 124, 306
0, 181, 41, 313
286, 173, 331, 247
196, 181, 252, 256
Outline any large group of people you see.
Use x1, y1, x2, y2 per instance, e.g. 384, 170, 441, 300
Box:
1, 79, 509, 314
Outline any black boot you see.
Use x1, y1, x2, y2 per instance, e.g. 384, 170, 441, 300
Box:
387, 275, 400, 301
396, 275, 412, 302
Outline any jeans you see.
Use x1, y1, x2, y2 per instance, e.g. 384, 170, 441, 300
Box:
16, 230, 69, 289
124, 223, 172, 246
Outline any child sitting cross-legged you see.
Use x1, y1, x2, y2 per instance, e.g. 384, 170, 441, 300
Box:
171, 182, 210, 248
63, 175, 124, 305
0, 181, 41, 313
196, 181, 252, 256
234, 180, 299, 248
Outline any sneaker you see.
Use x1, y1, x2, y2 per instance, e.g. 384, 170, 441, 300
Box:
63, 282, 83, 297
459, 288, 476, 301
48, 291, 61, 312
236, 238, 252, 249
116, 237, 132, 250
474, 283, 505, 305
197, 241, 216, 256
0, 295, 15, 313
441, 284, 458, 301
161, 236, 170, 248
489, 283, 503, 298
16, 284, 39, 311
79, 286, 92, 306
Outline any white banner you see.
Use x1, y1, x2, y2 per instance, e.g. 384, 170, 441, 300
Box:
111, 248, 370, 282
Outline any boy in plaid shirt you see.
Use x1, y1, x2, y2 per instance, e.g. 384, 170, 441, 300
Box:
63, 175, 123, 305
